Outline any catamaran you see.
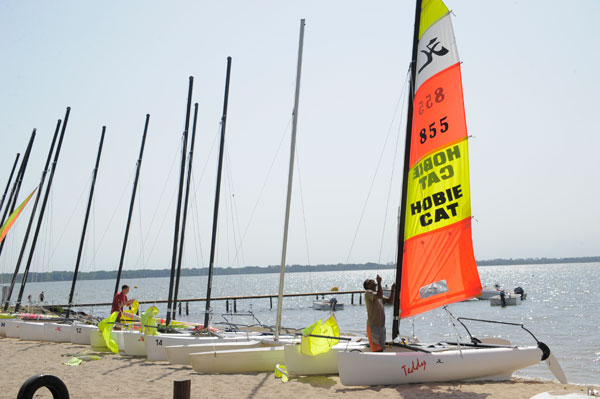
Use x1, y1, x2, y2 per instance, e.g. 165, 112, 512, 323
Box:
337, 0, 567, 386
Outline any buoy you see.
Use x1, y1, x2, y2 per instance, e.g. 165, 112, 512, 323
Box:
18, 374, 69, 399
331, 286, 339, 291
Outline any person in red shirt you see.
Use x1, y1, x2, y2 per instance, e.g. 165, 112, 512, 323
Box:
111, 284, 135, 321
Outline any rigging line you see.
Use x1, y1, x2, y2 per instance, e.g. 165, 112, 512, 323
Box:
294, 146, 311, 266
194, 124, 222, 197
37, 191, 53, 278
189, 175, 205, 269
222, 150, 232, 267
224, 146, 245, 268
294, 144, 314, 295
345, 66, 413, 265
133, 138, 181, 271
134, 183, 145, 270
229, 116, 294, 268
377, 71, 410, 264
45, 174, 90, 269
87, 166, 135, 265
73, 194, 96, 301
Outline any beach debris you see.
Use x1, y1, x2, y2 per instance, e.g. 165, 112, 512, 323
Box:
274, 364, 288, 382
62, 357, 83, 367
61, 349, 105, 366
17, 374, 69, 399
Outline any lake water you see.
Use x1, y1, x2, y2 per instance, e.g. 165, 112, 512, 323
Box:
9, 262, 600, 386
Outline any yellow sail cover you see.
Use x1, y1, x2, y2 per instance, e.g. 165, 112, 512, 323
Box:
300, 316, 340, 356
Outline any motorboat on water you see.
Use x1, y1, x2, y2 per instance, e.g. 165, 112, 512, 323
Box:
490, 292, 522, 307
312, 297, 344, 311
478, 285, 527, 301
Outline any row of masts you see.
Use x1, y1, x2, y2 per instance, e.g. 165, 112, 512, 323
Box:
0, 57, 234, 326
0, 22, 301, 335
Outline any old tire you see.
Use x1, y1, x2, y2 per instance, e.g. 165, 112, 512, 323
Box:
17, 374, 69, 399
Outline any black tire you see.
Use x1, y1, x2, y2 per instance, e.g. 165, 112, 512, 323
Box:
17, 374, 69, 399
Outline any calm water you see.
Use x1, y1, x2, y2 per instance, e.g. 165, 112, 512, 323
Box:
10, 262, 600, 385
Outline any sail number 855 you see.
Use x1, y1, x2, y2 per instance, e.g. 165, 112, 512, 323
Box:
419, 116, 448, 144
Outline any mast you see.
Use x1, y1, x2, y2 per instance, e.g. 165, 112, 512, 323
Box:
0, 129, 36, 259
113, 114, 150, 297
166, 77, 193, 325
172, 102, 198, 317
14, 107, 70, 313
274, 19, 305, 341
3, 122, 59, 312
204, 57, 232, 330
392, 0, 422, 340
66, 127, 106, 318
0, 153, 21, 215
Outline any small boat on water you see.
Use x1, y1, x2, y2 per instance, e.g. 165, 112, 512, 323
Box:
478, 285, 527, 301
490, 292, 521, 307
312, 298, 344, 311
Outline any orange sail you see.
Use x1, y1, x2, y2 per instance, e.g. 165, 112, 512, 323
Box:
0, 187, 37, 245
400, 0, 481, 318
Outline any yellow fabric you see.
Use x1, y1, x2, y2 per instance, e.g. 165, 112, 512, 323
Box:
130, 300, 139, 315
404, 140, 471, 240
419, 0, 449, 39
168, 320, 187, 329
274, 364, 288, 382
141, 306, 159, 336
300, 316, 340, 356
62, 357, 83, 366
98, 311, 119, 353
0, 187, 37, 244
121, 300, 140, 323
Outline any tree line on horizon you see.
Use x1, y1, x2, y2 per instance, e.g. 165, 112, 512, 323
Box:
1, 256, 598, 284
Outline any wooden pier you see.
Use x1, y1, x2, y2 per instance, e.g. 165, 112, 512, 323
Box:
60, 290, 365, 312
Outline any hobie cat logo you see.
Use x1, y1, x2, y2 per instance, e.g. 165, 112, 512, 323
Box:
418, 37, 449, 74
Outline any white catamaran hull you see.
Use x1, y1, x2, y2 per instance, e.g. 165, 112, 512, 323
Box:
70, 323, 97, 345
0, 317, 17, 337
43, 323, 72, 342
90, 330, 122, 352
337, 346, 543, 385
18, 321, 45, 341
121, 330, 149, 356
145, 334, 255, 361
283, 343, 366, 375
191, 346, 285, 374
169, 340, 264, 365
4, 319, 24, 338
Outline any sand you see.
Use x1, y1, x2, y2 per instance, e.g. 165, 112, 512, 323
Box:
0, 338, 594, 399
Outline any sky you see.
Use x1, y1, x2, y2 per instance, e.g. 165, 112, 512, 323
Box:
0, 0, 598, 275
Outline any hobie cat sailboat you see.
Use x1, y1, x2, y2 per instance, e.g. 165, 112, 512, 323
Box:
338, 0, 566, 385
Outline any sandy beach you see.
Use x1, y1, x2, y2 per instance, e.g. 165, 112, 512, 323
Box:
0, 338, 594, 399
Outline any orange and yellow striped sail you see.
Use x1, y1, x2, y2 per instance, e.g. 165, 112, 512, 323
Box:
0, 187, 37, 245
400, 0, 481, 318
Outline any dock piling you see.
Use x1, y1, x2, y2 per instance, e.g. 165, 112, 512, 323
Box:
173, 379, 190, 399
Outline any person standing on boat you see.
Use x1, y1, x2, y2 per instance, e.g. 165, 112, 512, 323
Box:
111, 284, 135, 321
363, 275, 394, 352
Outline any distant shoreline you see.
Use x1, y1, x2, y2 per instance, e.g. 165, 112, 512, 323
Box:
1, 256, 598, 283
